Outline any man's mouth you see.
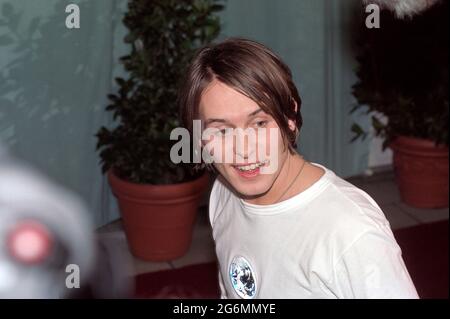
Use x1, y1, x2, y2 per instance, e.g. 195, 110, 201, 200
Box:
231, 160, 269, 178
232, 159, 269, 171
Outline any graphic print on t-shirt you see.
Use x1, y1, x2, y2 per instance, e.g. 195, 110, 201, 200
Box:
229, 255, 257, 299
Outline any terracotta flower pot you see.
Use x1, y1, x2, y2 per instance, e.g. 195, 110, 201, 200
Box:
389, 136, 449, 208
108, 170, 210, 261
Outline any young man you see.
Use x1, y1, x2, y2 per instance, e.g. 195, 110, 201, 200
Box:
178, 38, 418, 299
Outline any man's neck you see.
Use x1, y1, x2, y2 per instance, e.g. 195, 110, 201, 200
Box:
245, 153, 324, 205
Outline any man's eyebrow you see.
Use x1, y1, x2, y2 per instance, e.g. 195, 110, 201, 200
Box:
204, 118, 228, 126
248, 108, 264, 117
204, 108, 265, 126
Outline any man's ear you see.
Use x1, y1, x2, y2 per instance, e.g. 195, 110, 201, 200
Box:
287, 99, 298, 132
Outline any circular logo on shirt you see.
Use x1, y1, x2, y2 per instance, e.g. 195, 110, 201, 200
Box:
229, 255, 257, 299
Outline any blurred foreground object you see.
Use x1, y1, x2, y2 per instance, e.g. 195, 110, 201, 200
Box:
364, 0, 442, 18
0, 145, 132, 298
0, 145, 95, 298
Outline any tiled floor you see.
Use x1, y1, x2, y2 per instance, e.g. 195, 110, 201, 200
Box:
97, 167, 449, 277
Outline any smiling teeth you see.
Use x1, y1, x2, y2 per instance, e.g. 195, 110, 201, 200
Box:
235, 160, 268, 171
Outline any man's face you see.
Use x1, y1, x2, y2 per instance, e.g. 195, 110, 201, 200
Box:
198, 79, 292, 198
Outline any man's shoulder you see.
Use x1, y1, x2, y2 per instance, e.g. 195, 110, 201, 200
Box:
307, 163, 387, 226
316, 174, 387, 221
307, 174, 393, 244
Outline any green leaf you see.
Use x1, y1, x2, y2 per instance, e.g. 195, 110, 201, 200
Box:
350, 123, 367, 143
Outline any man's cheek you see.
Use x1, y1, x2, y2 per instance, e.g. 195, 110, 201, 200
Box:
203, 136, 234, 164
258, 127, 279, 174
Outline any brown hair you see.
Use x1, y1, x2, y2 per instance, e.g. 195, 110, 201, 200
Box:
178, 37, 303, 159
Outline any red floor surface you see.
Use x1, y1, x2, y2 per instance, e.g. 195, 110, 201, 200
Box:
393, 220, 448, 299
135, 220, 448, 299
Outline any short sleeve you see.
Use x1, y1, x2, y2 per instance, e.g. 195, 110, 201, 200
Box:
218, 269, 228, 299
210, 179, 228, 299
332, 230, 419, 299
208, 178, 220, 227
209, 177, 229, 228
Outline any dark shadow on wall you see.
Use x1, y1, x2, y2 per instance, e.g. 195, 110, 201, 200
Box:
0, 0, 111, 183
0, 0, 100, 143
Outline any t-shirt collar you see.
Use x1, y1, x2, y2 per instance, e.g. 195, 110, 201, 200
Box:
238, 162, 334, 215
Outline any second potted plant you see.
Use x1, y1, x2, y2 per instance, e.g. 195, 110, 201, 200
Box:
350, 2, 449, 208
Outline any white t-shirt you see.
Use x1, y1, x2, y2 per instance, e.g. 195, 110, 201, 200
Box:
208, 162, 419, 299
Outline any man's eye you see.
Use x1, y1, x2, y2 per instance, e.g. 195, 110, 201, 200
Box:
215, 128, 232, 136
254, 120, 268, 128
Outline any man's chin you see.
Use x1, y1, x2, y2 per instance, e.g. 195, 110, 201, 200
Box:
216, 167, 273, 198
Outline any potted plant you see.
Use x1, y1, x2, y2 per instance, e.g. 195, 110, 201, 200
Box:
350, 2, 448, 208
96, 0, 224, 261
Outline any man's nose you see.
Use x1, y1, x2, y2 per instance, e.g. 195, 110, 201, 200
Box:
233, 130, 256, 162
